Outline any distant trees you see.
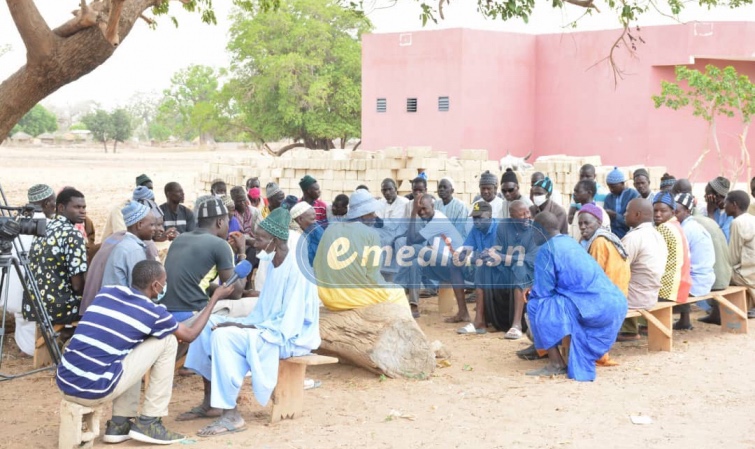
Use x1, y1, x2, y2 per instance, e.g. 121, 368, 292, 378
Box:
11, 104, 58, 137
81, 108, 134, 153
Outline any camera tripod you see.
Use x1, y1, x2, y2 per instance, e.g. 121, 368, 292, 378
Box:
0, 185, 61, 381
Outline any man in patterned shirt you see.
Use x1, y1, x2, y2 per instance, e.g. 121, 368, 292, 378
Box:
652, 192, 692, 303
24, 187, 88, 325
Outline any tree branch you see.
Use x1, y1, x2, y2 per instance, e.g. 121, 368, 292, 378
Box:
563, 0, 601, 13
53, 1, 105, 38
103, 0, 127, 46
7, 0, 55, 64
139, 13, 156, 26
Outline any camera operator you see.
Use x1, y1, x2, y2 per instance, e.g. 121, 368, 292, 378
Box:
23, 188, 88, 326
7, 184, 56, 355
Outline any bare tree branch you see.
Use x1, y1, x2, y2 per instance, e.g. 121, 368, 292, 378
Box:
139, 13, 156, 26
585, 23, 636, 87
7, 0, 55, 64
103, 0, 127, 46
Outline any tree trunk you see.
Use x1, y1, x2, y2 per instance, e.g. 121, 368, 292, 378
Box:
103, 139, 108, 153
740, 125, 751, 184
275, 142, 305, 156
317, 303, 436, 379
0, 0, 156, 141
352, 140, 361, 151
113, 140, 118, 153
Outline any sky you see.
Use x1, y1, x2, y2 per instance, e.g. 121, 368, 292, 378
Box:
1, 0, 754, 111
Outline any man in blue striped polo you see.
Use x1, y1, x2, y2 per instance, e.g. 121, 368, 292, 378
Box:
56, 260, 233, 445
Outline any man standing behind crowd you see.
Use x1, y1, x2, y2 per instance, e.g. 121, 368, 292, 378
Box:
479, 171, 504, 218
160, 182, 196, 234
603, 167, 640, 239
299, 175, 328, 228
435, 177, 469, 239
705, 176, 733, 241
632, 168, 655, 200
25, 187, 88, 325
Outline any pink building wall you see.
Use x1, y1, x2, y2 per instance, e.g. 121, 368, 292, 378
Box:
362, 22, 755, 182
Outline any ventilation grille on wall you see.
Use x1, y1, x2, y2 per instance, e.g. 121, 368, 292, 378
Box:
377, 98, 387, 113
406, 98, 417, 113
438, 96, 450, 112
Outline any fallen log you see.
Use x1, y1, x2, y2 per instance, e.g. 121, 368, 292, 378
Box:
318, 302, 436, 379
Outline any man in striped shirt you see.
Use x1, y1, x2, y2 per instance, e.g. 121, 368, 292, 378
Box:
57, 260, 233, 445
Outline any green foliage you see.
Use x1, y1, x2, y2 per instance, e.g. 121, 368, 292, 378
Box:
14, 104, 58, 137
225, 0, 370, 148
414, 0, 753, 29
653, 65, 755, 125
154, 64, 224, 143
81, 109, 113, 145
110, 109, 134, 144
69, 122, 88, 131
81, 108, 134, 152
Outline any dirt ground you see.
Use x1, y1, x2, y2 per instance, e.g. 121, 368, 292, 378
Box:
1, 145, 754, 449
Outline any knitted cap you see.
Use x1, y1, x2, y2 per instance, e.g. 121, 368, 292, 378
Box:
138, 198, 164, 218
132, 186, 154, 201
248, 187, 261, 199
135, 174, 152, 187
479, 170, 498, 187
606, 167, 626, 184
122, 201, 151, 227
220, 195, 235, 210
266, 182, 282, 199
282, 195, 299, 210
27, 184, 53, 203
533, 177, 553, 194
708, 176, 731, 197
195, 197, 228, 219
653, 191, 676, 210
439, 177, 455, 189
299, 175, 317, 191
660, 173, 676, 189
632, 168, 650, 180
259, 207, 291, 240
290, 202, 313, 220
579, 203, 603, 222
501, 168, 518, 185
674, 193, 694, 211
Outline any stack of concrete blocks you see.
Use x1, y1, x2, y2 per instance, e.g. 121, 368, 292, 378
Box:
198, 149, 666, 207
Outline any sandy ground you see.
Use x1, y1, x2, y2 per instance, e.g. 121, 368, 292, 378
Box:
1, 146, 754, 449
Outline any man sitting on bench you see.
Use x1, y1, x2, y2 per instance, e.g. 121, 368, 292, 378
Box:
183, 208, 322, 437
56, 260, 233, 445
725, 191, 755, 316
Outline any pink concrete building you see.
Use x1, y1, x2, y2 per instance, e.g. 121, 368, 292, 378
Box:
361, 22, 755, 182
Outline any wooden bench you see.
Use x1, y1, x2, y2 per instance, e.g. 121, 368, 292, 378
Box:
33, 323, 77, 368
269, 354, 338, 423
626, 286, 748, 352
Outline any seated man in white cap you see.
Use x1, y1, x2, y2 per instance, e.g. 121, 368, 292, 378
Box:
314, 189, 407, 311
290, 201, 323, 267
7, 184, 56, 355
183, 208, 321, 437
80, 201, 156, 315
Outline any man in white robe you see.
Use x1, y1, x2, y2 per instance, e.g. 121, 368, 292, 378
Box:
183, 208, 321, 437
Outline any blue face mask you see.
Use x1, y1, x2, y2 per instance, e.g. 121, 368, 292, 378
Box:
156, 282, 167, 302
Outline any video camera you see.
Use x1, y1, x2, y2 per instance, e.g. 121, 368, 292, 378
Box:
0, 205, 46, 243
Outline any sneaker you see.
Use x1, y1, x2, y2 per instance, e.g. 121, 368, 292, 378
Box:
128, 417, 185, 445
103, 419, 132, 444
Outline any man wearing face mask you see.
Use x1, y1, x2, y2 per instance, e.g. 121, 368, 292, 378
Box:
529, 176, 568, 234
57, 260, 233, 445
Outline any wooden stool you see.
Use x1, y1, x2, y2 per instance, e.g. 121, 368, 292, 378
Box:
58, 399, 102, 449
33, 323, 77, 369
437, 285, 456, 315
270, 355, 338, 423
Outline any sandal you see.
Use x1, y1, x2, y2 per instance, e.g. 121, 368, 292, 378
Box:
304, 378, 322, 390
176, 405, 222, 422
504, 327, 523, 340
456, 323, 486, 335
197, 416, 247, 437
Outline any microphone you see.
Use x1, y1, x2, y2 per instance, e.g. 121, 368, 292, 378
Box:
224, 260, 253, 286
